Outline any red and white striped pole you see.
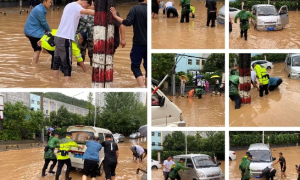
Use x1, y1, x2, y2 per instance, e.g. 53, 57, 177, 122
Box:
239, 54, 251, 104
239, 54, 245, 103
92, 0, 115, 88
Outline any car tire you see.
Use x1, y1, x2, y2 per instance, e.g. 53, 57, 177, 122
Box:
267, 66, 271, 69
288, 74, 290, 78
97, 162, 104, 176
152, 165, 158, 170
229, 157, 232, 161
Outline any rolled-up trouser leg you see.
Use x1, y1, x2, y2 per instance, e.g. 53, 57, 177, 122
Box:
130, 45, 147, 78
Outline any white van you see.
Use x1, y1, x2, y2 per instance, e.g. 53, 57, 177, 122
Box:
151, 85, 185, 127
284, 53, 300, 79
67, 125, 116, 176
173, 154, 224, 180
248, 143, 276, 178
251, 4, 289, 31
217, 5, 225, 25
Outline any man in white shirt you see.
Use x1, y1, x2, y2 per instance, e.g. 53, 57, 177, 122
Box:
163, 156, 175, 180
53, 0, 94, 83
180, 75, 186, 96
251, 70, 259, 90
130, 145, 146, 163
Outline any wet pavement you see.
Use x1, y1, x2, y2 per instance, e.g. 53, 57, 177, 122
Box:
230, 63, 300, 127
0, 137, 147, 180
152, 160, 225, 179
152, 0, 225, 49
230, 146, 300, 180
230, 11, 300, 49
167, 92, 225, 127
0, 3, 145, 88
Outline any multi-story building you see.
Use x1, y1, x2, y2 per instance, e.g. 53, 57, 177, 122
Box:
175, 53, 211, 76
0, 92, 31, 107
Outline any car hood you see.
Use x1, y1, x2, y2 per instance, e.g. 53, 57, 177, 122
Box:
257, 16, 279, 23
198, 167, 222, 176
218, 5, 225, 15
250, 162, 272, 171
291, 67, 300, 72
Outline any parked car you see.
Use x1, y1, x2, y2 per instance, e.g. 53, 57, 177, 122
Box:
251, 60, 274, 70
229, 7, 241, 19
248, 143, 276, 178
229, 150, 236, 160
217, 5, 225, 25
67, 125, 116, 176
173, 154, 224, 180
151, 159, 162, 169
113, 133, 125, 142
152, 81, 185, 127
129, 132, 139, 139
136, 132, 141, 138
284, 53, 300, 79
251, 4, 289, 31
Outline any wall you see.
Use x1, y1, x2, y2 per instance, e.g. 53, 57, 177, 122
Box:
0, 92, 30, 107
152, 131, 163, 151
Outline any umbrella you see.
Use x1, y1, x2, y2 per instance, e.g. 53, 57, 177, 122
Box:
179, 75, 189, 82
47, 127, 54, 131
138, 125, 147, 137
196, 75, 204, 79
211, 75, 220, 78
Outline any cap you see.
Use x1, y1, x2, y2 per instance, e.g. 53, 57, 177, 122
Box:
66, 132, 72, 136
79, 31, 87, 41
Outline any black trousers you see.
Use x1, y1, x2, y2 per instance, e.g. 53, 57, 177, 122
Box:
206, 12, 216, 27
170, 174, 181, 180
259, 84, 269, 97
180, 5, 190, 23
103, 160, 117, 179
163, 171, 170, 180
230, 95, 241, 109
241, 29, 248, 40
214, 84, 219, 91
56, 159, 72, 178
43, 159, 57, 170
167, 8, 178, 18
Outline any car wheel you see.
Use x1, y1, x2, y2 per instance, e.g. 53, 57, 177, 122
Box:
267, 66, 271, 69
288, 74, 290, 78
97, 162, 104, 176
229, 157, 232, 161
152, 165, 158, 170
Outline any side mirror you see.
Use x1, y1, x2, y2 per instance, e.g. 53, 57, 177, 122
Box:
218, 162, 221, 166
187, 164, 193, 168
159, 96, 165, 107
272, 157, 276, 161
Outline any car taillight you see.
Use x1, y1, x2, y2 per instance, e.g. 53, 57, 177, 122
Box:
159, 162, 161, 164
75, 125, 84, 127
233, 152, 236, 155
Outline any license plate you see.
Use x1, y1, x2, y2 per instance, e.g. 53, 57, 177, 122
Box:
255, 177, 262, 179
74, 153, 82, 159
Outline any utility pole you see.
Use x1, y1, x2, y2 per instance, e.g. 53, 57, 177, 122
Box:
185, 131, 187, 154
40, 92, 44, 143
172, 56, 176, 96
94, 92, 97, 127
262, 131, 264, 144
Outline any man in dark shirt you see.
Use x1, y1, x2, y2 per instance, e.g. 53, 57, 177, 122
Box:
272, 152, 286, 178
110, 0, 147, 88
101, 134, 119, 180
205, 0, 217, 27
261, 167, 276, 180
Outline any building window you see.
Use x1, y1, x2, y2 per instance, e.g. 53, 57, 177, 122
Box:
158, 143, 162, 146
37, 101, 40, 105
152, 142, 155, 146
158, 133, 161, 137
152, 132, 155, 136
46, 110, 48, 114
188, 59, 192, 65
196, 60, 200, 65
31, 100, 34, 104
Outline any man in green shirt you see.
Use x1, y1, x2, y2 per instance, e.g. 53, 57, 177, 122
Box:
243, 154, 252, 180
180, 0, 191, 23
234, 5, 256, 40
169, 158, 193, 180
42, 131, 60, 177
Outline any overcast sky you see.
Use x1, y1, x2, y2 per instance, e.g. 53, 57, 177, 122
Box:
44, 91, 92, 102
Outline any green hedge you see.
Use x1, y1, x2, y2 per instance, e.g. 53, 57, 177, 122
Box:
230, 134, 299, 147
230, 0, 300, 11
152, 151, 224, 161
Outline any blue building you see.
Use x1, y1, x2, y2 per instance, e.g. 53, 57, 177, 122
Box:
30, 94, 41, 111
152, 131, 163, 151
175, 53, 211, 76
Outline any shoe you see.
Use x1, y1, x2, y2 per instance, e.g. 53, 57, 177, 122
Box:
42, 169, 47, 177
245, 36, 247, 40
55, 175, 59, 180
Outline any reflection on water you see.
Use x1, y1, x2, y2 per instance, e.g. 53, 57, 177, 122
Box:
0, 3, 145, 88
152, 160, 225, 179
167, 92, 225, 127
230, 63, 300, 127
0, 138, 147, 180
152, 0, 225, 49
230, 11, 300, 49
230, 146, 300, 180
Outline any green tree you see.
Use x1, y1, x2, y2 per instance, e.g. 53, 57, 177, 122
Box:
152, 53, 175, 81
86, 92, 94, 126
229, 53, 239, 68
163, 131, 185, 151
175, 71, 194, 86
203, 54, 225, 72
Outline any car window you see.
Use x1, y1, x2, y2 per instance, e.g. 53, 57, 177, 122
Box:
229, 8, 236, 12
71, 131, 94, 144
152, 93, 160, 106
98, 133, 105, 143
186, 158, 194, 168
292, 56, 300, 66
287, 57, 291, 66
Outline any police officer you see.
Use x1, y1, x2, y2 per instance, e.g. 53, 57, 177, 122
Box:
252, 62, 269, 97
55, 132, 84, 180
180, 0, 191, 23
206, 0, 217, 27
42, 131, 60, 177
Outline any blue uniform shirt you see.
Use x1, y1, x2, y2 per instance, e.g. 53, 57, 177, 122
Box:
24, 3, 51, 38
268, 77, 280, 86
83, 140, 102, 162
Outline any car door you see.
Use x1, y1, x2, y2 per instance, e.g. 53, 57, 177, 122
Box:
286, 57, 292, 75
185, 158, 196, 179
178, 158, 188, 179
98, 133, 105, 162
279, 5, 289, 26
151, 91, 167, 126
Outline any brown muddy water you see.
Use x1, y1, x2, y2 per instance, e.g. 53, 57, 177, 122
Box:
152, 160, 225, 179
230, 146, 300, 180
0, 137, 147, 180
152, 0, 225, 49
0, 3, 145, 88
230, 63, 300, 127
230, 11, 300, 49
167, 92, 225, 127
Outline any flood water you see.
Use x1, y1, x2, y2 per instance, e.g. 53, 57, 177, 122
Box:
152, 160, 225, 179
230, 11, 300, 49
167, 92, 225, 127
230, 146, 300, 180
0, 137, 147, 180
152, 0, 225, 49
0, 3, 145, 88
230, 63, 300, 127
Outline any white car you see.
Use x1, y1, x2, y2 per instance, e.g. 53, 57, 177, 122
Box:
251, 60, 274, 70
217, 5, 225, 25
284, 53, 300, 79
229, 150, 236, 160
229, 7, 241, 19
151, 159, 162, 169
